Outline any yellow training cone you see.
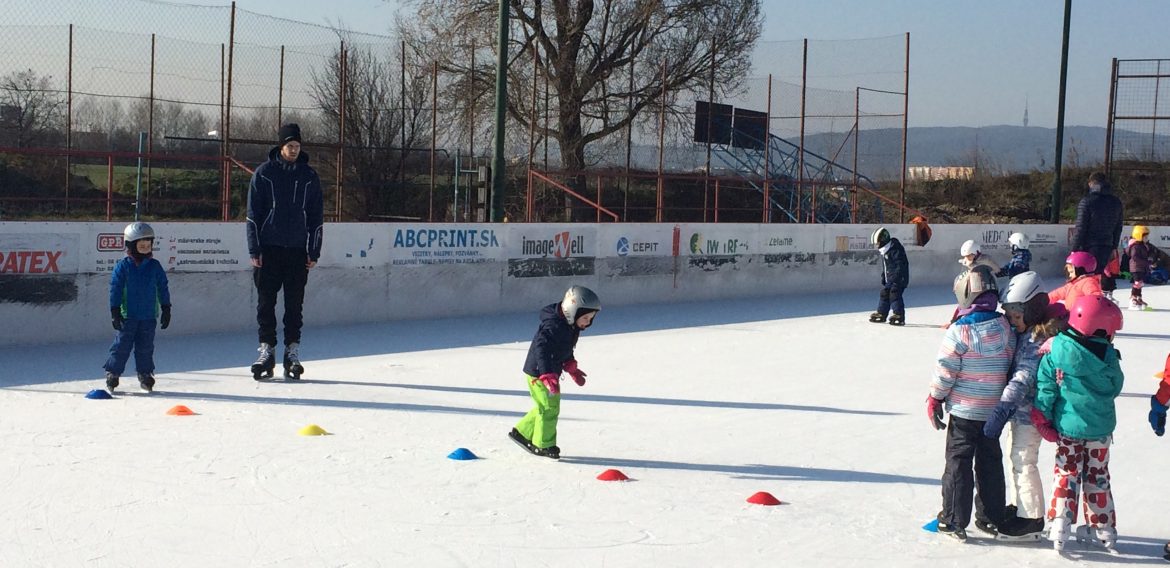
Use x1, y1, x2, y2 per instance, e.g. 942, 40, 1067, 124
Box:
298, 424, 329, 436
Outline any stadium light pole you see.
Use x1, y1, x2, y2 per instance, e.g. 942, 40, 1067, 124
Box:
489, 0, 509, 222
1050, 0, 1071, 223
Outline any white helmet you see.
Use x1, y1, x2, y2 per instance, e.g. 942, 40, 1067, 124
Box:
561, 285, 601, 325
953, 265, 998, 309
870, 227, 891, 248
960, 239, 980, 257
1008, 232, 1029, 250
1001, 271, 1044, 305
123, 221, 155, 243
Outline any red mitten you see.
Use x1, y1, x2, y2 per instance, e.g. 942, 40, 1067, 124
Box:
926, 396, 945, 430
537, 373, 560, 395
563, 359, 587, 387
1030, 408, 1059, 443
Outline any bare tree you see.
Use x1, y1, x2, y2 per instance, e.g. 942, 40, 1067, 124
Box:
310, 38, 434, 220
406, 0, 761, 199
0, 69, 65, 147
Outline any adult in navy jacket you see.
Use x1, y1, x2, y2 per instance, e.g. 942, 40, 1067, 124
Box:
245, 123, 323, 374
1072, 172, 1123, 277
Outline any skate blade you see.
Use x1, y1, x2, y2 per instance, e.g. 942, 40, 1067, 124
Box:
996, 533, 1042, 543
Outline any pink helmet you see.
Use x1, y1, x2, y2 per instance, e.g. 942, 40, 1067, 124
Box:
1065, 251, 1097, 273
1069, 295, 1123, 338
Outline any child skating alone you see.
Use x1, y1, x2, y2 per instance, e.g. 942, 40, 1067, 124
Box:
982, 272, 1067, 541
927, 265, 1016, 541
868, 227, 909, 326
103, 222, 172, 393
509, 285, 601, 460
1031, 295, 1124, 553
996, 233, 1032, 278
1126, 225, 1153, 311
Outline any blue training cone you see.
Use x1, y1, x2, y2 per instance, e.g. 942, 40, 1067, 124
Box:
85, 389, 113, 399
922, 518, 939, 533
447, 448, 478, 460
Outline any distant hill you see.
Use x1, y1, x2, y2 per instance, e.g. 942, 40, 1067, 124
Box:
598, 125, 1164, 181
846, 125, 1110, 179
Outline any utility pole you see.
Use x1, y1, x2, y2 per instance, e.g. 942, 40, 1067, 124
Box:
1050, 0, 1071, 223
489, 0, 509, 222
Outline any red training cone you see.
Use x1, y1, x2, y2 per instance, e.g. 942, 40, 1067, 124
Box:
596, 469, 629, 481
166, 405, 196, 416
746, 491, 782, 506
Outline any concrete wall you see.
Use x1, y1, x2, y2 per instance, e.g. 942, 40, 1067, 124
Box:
0, 221, 1133, 347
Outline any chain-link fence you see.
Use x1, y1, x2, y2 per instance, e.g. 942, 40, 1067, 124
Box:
1107, 58, 1170, 171
0, 0, 910, 224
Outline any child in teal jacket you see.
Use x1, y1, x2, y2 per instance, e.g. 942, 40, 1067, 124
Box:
1031, 295, 1124, 553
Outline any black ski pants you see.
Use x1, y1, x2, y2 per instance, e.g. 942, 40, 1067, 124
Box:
940, 415, 1007, 529
254, 245, 309, 346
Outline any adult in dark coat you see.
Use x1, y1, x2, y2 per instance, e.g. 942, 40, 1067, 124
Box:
245, 123, 324, 379
1072, 172, 1123, 277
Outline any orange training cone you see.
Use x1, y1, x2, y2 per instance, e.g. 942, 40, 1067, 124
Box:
166, 405, 196, 416
746, 491, 782, 506
596, 469, 629, 481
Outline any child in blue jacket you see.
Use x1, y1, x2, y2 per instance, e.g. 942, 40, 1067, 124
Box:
509, 286, 600, 460
103, 222, 171, 393
1031, 295, 1124, 553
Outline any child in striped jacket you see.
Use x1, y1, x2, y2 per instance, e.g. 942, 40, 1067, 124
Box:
927, 265, 1018, 541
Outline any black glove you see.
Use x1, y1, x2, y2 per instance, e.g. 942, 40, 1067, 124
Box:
982, 401, 1016, 439
160, 305, 171, 330
111, 307, 123, 331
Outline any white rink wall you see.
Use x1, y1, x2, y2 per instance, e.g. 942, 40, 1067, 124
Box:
0, 221, 1138, 346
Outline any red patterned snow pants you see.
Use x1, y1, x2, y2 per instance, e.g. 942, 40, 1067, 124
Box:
1047, 436, 1116, 530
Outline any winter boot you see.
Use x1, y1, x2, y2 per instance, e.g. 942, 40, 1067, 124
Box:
251, 342, 276, 380
105, 371, 119, 392
138, 372, 155, 393
868, 312, 887, 323
888, 313, 905, 326
283, 342, 304, 380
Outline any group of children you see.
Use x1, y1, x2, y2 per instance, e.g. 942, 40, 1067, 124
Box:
864, 225, 1166, 553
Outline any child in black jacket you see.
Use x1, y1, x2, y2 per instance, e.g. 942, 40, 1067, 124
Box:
869, 227, 910, 326
509, 286, 601, 459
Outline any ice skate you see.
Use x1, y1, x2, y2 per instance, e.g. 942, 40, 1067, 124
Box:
935, 522, 967, 542
138, 372, 155, 393
251, 342, 276, 380
1130, 298, 1145, 311
973, 518, 999, 537
888, 313, 905, 326
996, 517, 1044, 542
105, 371, 119, 392
508, 428, 559, 460
1049, 518, 1069, 553
868, 312, 887, 323
1075, 524, 1119, 554
283, 342, 304, 380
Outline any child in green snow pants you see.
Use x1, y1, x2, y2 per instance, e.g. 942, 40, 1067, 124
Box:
515, 374, 561, 449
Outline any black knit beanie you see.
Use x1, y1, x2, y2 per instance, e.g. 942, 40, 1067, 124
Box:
278, 123, 302, 146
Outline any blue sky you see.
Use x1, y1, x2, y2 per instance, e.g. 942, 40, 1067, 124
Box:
20, 0, 1170, 128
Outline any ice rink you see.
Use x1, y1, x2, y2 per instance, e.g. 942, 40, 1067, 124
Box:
2, 283, 1168, 567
